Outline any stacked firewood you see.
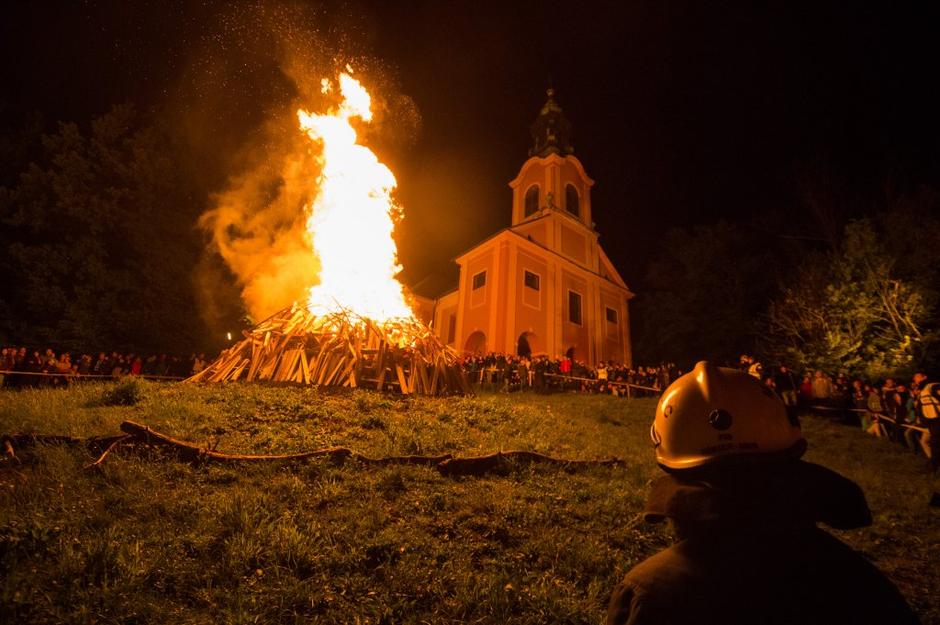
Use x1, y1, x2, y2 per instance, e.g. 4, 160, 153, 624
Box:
187, 303, 472, 395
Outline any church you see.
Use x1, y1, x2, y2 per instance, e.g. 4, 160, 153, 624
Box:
415, 89, 634, 366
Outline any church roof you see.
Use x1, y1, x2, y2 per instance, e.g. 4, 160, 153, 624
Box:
529, 88, 574, 158
407, 265, 460, 300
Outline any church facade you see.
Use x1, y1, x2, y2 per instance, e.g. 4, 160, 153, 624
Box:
420, 90, 634, 366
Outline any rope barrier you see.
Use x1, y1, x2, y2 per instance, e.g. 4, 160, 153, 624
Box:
543, 373, 662, 395
805, 404, 928, 433
0, 370, 185, 381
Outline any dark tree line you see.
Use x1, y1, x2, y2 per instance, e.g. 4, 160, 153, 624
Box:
0, 106, 210, 353
2, 104, 938, 379
634, 187, 940, 377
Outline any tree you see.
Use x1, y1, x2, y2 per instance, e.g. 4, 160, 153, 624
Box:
0, 105, 208, 352
634, 221, 778, 365
764, 218, 937, 379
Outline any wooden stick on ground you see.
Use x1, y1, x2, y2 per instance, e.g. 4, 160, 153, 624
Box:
436, 450, 627, 477
84, 434, 133, 470
3, 422, 628, 477
119, 421, 353, 464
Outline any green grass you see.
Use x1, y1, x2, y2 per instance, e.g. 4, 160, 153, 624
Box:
1, 382, 938, 624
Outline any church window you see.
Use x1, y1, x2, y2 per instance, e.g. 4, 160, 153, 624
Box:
472, 271, 486, 290
523, 270, 540, 291
568, 290, 582, 325
524, 185, 539, 217
606, 307, 618, 324
565, 184, 580, 217
447, 314, 457, 344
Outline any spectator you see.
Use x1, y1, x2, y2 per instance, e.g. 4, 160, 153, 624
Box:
889, 385, 911, 445
812, 370, 834, 402
773, 364, 798, 415
747, 357, 763, 380
607, 362, 919, 625
902, 382, 928, 456
0, 348, 13, 386
881, 378, 899, 419
798, 374, 814, 404
850, 379, 866, 409
913, 372, 939, 471
54, 352, 73, 383
597, 361, 608, 384
866, 385, 887, 436
91, 352, 107, 375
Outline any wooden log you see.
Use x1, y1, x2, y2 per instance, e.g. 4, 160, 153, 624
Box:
396, 363, 410, 394
408, 361, 420, 394
437, 451, 627, 477
353, 453, 454, 467
84, 434, 133, 469
300, 351, 311, 385
324, 354, 347, 386
1, 433, 134, 458
120, 421, 352, 464
419, 359, 432, 393
429, 362, 441, 395
375, 346, 387, 391
186, 304, 470, 395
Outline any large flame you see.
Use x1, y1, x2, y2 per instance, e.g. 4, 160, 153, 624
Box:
298, 71, 415, 322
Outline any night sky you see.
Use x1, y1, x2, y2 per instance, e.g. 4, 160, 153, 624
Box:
3, 0, 938, 294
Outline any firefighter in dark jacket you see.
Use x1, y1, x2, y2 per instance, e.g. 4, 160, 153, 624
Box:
607, 361, 920, 625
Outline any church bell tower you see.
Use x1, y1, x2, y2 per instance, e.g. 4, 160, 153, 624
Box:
510, 89, 595, 232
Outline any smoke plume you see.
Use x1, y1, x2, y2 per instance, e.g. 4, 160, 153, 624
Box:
178, 2, 420, 324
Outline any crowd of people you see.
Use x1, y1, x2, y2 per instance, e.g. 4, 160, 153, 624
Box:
2, 346, 933, 457
0, 347, 210, 387
459, 351, 937, 463
737, 354, 936, 460
459, 352, 679, 397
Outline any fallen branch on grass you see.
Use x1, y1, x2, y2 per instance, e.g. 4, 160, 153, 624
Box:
436, 451, 626, 476
119, 421, 355, 464
2, 420, 627, 476
2, 433, 132, 462
84, 434, 133, 469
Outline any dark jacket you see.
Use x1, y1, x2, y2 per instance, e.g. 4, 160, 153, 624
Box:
607, 461, 920, 625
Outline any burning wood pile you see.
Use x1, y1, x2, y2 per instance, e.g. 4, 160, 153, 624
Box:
188, 303, 471, 395
194, 69, 467, 395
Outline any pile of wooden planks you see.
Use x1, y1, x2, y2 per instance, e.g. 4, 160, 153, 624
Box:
187, 303, 472, 395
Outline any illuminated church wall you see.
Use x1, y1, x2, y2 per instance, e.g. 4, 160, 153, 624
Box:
430, 89, 634, 365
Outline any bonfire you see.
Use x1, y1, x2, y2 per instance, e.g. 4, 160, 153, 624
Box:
190, 70, 469, 395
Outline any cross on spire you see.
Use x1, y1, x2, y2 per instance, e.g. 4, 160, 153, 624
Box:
529, 86, 574, 157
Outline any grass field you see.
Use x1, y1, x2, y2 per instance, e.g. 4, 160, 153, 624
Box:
1, 380, 938, 624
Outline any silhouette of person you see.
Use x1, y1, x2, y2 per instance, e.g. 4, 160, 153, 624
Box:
607, 362, 920, 625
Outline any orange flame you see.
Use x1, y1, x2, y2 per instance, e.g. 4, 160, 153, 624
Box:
297, 71, 415, 323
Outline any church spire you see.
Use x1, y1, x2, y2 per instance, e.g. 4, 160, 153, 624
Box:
529, 87, 574, 157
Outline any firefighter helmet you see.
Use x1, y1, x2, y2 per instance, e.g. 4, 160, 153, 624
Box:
651, 361, 806, 471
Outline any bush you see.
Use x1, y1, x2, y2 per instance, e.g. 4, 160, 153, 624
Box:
100, 378, 146, 406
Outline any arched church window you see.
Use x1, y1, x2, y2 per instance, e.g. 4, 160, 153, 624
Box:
565, 184, 580, 217
524, 185, 539, 217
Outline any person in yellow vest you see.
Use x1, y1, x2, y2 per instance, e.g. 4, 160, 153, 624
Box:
597, 361, 609, 384
913, 372, 939, 471
606, 362, 919, 625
